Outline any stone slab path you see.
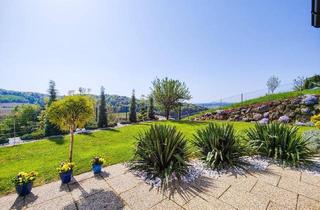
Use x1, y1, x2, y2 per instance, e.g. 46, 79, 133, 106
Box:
1, 163, 320, 210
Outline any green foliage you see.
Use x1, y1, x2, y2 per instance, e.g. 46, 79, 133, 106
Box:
129, 90, 137, 123
91, 156, 106, 165
246, 123, 313, 166
138, 99, 148, 121
47, 95, 95, 131
130, 125, 190, 188
45, 80, 61, 136
193, 123, 246, 170
0, 135, 9, 144
148, 96, 156, 120
98, 86, 108, 128
57, 162, 75, 173
304, 74, 320, 89
21, 130, 45, 141
152, 77, 191, 120
12, 171, 38, 185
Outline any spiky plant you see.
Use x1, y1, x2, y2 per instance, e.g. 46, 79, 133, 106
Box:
130, 125, 190, 188
246, 123, 313, 166
193, 123, 246, 170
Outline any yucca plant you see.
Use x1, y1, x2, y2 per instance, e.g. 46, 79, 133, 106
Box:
130, 125, 190, 188
246, 123, 313, 166
193, 123, 247, 170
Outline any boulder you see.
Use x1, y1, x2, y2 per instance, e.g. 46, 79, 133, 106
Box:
263, 112, 269, 118
259, 118, 269, 124
302, 95, 318, 106
253, 113, 263, 121
278, 115, 290, 123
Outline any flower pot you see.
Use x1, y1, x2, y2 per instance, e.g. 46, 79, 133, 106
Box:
60, 170, 73, 184
15, 182, 33, 196
92, 164, 102, 174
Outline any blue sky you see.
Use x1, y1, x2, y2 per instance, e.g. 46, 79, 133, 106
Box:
0, 0, 319, 102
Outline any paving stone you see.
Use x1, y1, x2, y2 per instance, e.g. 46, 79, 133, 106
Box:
278, 177, 320, 201
219, 186, 269, 210
191, 177, 230, 198
184, 195, 236, 210
26, 194, 76, 210
297, 195, 320, 210
0, 193, 24, 210
217, 174, 257, 192
68, 177, 110, 201
252, 171, 281, 186
251, 181, 297, 209
267, 201, 294, 210
107, 172, 142, 194
76, 190, 125, 210
73, 171, 94, 182
24, 181, 70, 207
149, 199, 183, 210
102, 164, 129, 179
120, 183, 165, 210
301, 172, 320, 187
267, 165, 301, 181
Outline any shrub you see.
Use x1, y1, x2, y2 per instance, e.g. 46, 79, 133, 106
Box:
57, 162, 75, 174
130, 125, 190, 188
246, 123, 313, 166
0, 135, 9, 144
303, 130, 320, 153
193, 123, 247, 170
108, 122, 117, 127
12, 171, 38, 185
21, 130, 45, 140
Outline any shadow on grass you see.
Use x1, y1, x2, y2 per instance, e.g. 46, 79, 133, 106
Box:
166, 120, 208, 126
47, 136, 65, 145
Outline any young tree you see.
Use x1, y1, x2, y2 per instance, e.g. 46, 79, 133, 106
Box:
47, 95, 94, 162
45, 80, 61, 136
267, 76, 281, 94
138, 97, 148, 121
148, 96, 155, 120
129, 89, 137, 123
293, 76, 306, 91
98, 86, 107, 128
151, 77, 191, 120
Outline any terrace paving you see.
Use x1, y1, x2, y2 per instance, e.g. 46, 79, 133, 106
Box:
1, 163, 320, 210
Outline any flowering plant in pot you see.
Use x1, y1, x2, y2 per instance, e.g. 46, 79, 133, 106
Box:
57, 162, 75, 183
12, 171, 38, 196
91, 156, 105, 174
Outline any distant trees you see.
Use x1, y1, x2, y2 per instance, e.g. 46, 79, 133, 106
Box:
148, 96, 155, 120
267, 76, 281, 94
44, 80, 61, 136
293, 76, 306, 91
151, 77, 191, 120
47, 95, 94, 162
304, 75, 320, 89
97, 86, 107, 128
129, 90, 137, 123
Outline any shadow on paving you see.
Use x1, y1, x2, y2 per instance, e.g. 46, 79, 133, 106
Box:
65, 178, 125, 210
10, 193, 38, 210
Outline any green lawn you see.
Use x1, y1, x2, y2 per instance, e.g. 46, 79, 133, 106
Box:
189, 89, 320, 119
0, 120, 315, 195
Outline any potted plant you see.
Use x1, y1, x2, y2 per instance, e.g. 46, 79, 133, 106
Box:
91, 156, 105, 174
12, 171, 38, 196
57, 162, 75, 184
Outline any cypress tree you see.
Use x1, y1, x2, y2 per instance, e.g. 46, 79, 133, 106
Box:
45, 80, 61, 136
129, 89, 137, 123
148, 96, 155, 120
98, 86, 108, 128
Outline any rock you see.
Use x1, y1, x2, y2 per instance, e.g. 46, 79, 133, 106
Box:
255, 105, 270, 113
302, 95, 318, 106
259, 118, 269, 124
278, 115, 290, 123
263, 112, 269, 118
301, 107, 312, 115
295, 121, 314, 126
253, 113, 263, 121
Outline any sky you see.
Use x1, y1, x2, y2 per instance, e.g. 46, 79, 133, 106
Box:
0, 0, 319, 103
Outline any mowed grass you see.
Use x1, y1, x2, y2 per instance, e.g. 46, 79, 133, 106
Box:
0, 120, 315, 195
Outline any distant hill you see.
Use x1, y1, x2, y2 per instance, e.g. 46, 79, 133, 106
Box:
196, 102, 231, 109
0, 88, 207, 118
